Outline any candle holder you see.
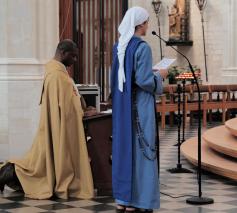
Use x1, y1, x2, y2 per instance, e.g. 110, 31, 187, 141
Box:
196, 0, 208, 82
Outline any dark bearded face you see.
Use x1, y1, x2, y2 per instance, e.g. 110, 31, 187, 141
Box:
61, 49, 78, 67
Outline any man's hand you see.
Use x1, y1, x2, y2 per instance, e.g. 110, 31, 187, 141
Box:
84, 106, 97, 117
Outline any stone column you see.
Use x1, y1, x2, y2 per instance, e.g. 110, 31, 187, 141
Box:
222, 0, 237, 81
0, 0, 59, 160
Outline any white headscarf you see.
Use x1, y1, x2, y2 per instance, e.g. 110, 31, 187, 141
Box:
117, 6, 149, 92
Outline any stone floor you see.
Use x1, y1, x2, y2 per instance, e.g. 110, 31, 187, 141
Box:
1, 121, 237, 212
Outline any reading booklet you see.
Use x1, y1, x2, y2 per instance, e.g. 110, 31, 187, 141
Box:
153, 58, 176, 70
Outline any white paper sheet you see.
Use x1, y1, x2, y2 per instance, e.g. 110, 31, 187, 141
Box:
153, 58, 176, 70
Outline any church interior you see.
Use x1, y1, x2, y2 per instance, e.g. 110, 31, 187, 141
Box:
1, 0, 237, 212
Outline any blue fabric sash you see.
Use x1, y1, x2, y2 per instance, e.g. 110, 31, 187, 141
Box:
111, 36, 144, 202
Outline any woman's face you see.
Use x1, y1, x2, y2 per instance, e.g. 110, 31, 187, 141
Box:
137, 20, 149, 36
142, 21, 149, 35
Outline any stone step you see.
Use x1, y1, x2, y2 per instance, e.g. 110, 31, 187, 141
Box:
225, 117, 237, 137
181, 137, 237, 180
202, 125, 237, 158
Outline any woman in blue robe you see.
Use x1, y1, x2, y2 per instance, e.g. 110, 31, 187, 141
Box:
111, 7, 168, 212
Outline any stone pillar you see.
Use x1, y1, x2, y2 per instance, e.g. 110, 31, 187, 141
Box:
222, 0, 237, 81
0, 0, 59, 160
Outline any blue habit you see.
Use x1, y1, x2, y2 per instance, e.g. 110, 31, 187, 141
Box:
111, 36, 163, 209
111, 36, 143, 202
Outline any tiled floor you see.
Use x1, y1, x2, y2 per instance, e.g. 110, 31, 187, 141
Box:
1, 120, 237, 212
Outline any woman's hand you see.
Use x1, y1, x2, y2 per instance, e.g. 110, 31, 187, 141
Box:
159, 69, 169, 79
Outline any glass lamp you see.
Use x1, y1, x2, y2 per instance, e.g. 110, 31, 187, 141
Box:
151, 0, 163, 59
152, 0, 162, 15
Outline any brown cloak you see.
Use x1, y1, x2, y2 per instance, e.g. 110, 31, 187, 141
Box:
10, 59, 94, 199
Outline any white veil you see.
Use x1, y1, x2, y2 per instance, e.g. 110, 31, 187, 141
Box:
117, 7, 149, 92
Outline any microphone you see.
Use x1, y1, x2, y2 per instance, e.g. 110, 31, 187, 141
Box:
152, 31, 166, 43
152, 31, 214, 205
152, 31, 189, 63
151, 30, 197, 92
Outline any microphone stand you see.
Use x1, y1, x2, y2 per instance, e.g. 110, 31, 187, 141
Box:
174, 79, 186, 147
152, 31, 214, 205
167, 84, 192, 173
182, 79, 186, 144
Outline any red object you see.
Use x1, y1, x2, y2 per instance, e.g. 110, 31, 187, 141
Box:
176, 71, 201, 80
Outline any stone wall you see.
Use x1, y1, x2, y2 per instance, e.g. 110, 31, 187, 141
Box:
129, 0, 237, 84
0, 0, 236, 160
0, 0, 59, 160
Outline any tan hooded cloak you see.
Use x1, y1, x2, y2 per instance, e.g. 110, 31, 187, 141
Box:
9, 59, 94, 199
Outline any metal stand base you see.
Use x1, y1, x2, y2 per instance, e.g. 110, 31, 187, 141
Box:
174, 140, 185, 146
186, 196, 214, 205
167, 164, 193, 173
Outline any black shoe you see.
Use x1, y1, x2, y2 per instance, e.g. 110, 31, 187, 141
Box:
116, 204, 126, 213
137, 209, 153, 213
124, 206, 138, 213
116, 209, 125, 213
0, 162, 16, 192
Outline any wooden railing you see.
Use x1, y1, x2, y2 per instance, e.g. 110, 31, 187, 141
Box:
157, 84, 237, 129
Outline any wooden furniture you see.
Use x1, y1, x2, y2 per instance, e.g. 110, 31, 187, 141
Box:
157, 84, 237, 129
226, 84, 237, 120
83, 113, 112, 196
181, 118, 237, 180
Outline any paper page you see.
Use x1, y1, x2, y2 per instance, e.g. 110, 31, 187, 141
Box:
153, 58, 176, 70
100, 109, 112, 114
